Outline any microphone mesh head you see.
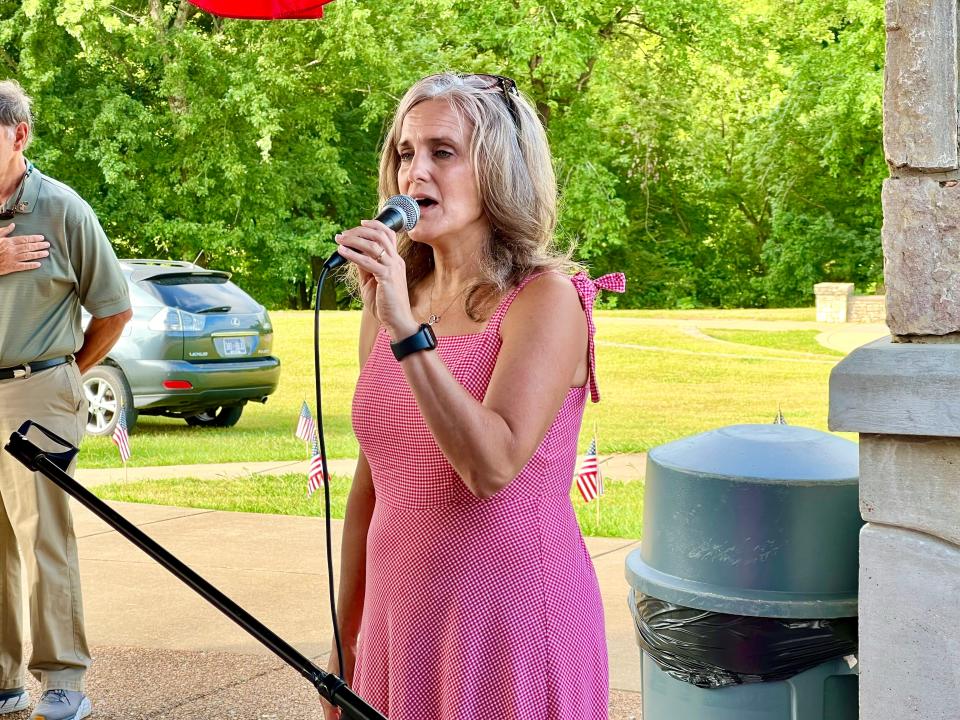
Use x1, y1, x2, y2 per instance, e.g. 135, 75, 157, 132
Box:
384, 194, 420, 232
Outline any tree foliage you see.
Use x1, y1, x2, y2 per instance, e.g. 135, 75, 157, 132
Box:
0, 0, 884, 308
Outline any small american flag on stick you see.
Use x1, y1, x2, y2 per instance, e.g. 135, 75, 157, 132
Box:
307, 439, 327, 496
295, 401, 316, 442
112, 406, 132, 464
575, 438, 602, 503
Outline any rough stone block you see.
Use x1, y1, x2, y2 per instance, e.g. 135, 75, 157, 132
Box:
884, 0, 959, 170
829, 336, 960, 436
860, 435, 960, 545
860, 525, 960, 720
882, 178, 960, 335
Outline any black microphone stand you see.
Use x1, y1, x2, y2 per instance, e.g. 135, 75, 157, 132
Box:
3, 421, 386, 720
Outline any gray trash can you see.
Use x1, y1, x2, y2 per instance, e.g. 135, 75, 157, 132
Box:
625, 424, 862, 720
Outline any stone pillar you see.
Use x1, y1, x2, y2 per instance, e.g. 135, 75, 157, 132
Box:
829, 1, 960, 718
814, 282, 854, 322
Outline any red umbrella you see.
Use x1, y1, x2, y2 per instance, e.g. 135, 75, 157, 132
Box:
188, 0, 333, 19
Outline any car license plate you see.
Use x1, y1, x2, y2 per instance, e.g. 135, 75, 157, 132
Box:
221, 337, 248, 356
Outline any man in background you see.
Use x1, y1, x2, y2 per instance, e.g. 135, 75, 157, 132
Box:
0, 80, 132, 720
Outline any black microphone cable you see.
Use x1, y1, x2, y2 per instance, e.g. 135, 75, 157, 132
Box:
310, 195, 419, 688
311, 262, 345, 682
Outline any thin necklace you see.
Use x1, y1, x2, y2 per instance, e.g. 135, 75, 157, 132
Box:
427, 279, 471, 326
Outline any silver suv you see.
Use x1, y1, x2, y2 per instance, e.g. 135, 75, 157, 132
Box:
82, 260, 281, 436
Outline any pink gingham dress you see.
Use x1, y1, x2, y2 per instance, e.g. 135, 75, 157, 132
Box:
350, 271, 625, 719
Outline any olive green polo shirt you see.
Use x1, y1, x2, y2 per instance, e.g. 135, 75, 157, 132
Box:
0, 162, 130, 367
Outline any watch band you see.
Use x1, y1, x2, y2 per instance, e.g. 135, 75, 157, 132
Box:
390, 323, 437, 361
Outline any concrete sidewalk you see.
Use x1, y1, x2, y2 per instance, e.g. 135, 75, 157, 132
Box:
815, 323, 888, 354
15, 498, 644, 719
74, 452, 649, 487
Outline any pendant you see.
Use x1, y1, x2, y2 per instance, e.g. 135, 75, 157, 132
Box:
428, 314, 440, 325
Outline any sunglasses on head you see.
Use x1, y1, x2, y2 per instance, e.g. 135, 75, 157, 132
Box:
454, 73, 522, 132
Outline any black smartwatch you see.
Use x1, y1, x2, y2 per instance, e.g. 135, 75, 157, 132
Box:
391, 323, 438, 361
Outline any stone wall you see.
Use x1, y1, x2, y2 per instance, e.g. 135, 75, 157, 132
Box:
814, 282, 886, 323
847, 296, 886, 324
829, 1, 960, 718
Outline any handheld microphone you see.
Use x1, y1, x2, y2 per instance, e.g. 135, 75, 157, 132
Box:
322, 194, 420, 270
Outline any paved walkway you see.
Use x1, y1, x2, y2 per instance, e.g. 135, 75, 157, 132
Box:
814, 323, 887, 354
615, 315, 888, 349
63, 448, 650, 717
75, 452, 649, 488
57, 423, 651, 717
14, 481, 645, 719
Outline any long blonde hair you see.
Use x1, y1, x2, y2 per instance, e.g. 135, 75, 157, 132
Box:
377, 72, 575, 319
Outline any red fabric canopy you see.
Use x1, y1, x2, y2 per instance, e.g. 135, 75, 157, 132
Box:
188, 0, 332, 19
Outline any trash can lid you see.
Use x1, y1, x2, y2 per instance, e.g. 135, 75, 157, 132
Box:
628, 424, 861, 618
649, 424, 858, 483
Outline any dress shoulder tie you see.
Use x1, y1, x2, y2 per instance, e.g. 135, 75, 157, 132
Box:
570, 271, 626, 403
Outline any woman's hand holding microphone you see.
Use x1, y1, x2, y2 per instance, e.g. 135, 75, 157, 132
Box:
333, 194, 421, 341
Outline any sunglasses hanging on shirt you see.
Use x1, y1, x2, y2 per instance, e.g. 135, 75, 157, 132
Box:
0, 164, 31, 220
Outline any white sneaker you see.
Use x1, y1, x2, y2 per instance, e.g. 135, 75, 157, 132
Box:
0, 688, 29, 715
30, 690, 91, 720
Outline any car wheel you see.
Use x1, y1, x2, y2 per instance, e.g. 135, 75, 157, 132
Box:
185, 405, 244, 428
82, 366, 137, 437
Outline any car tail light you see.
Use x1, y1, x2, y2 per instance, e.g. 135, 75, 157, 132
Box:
257, 309, 272, 331
148, 308, 206, 332
163, 380, 193, 390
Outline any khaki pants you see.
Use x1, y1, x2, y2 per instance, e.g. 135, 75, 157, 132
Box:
0, 361, 90, 692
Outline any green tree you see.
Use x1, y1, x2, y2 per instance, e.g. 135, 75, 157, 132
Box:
0, 0, 885, 309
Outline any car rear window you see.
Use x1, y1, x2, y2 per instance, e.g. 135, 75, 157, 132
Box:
139, 275, 263, 314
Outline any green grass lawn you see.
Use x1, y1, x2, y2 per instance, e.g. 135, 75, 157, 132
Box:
79, 308, 843, 467
87, 307, 852, 540
93, 473, 645, 539
96, 474, 354, 518
605, 307, 817, 321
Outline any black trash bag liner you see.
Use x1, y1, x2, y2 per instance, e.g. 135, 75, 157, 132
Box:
631, 591, 857, 689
